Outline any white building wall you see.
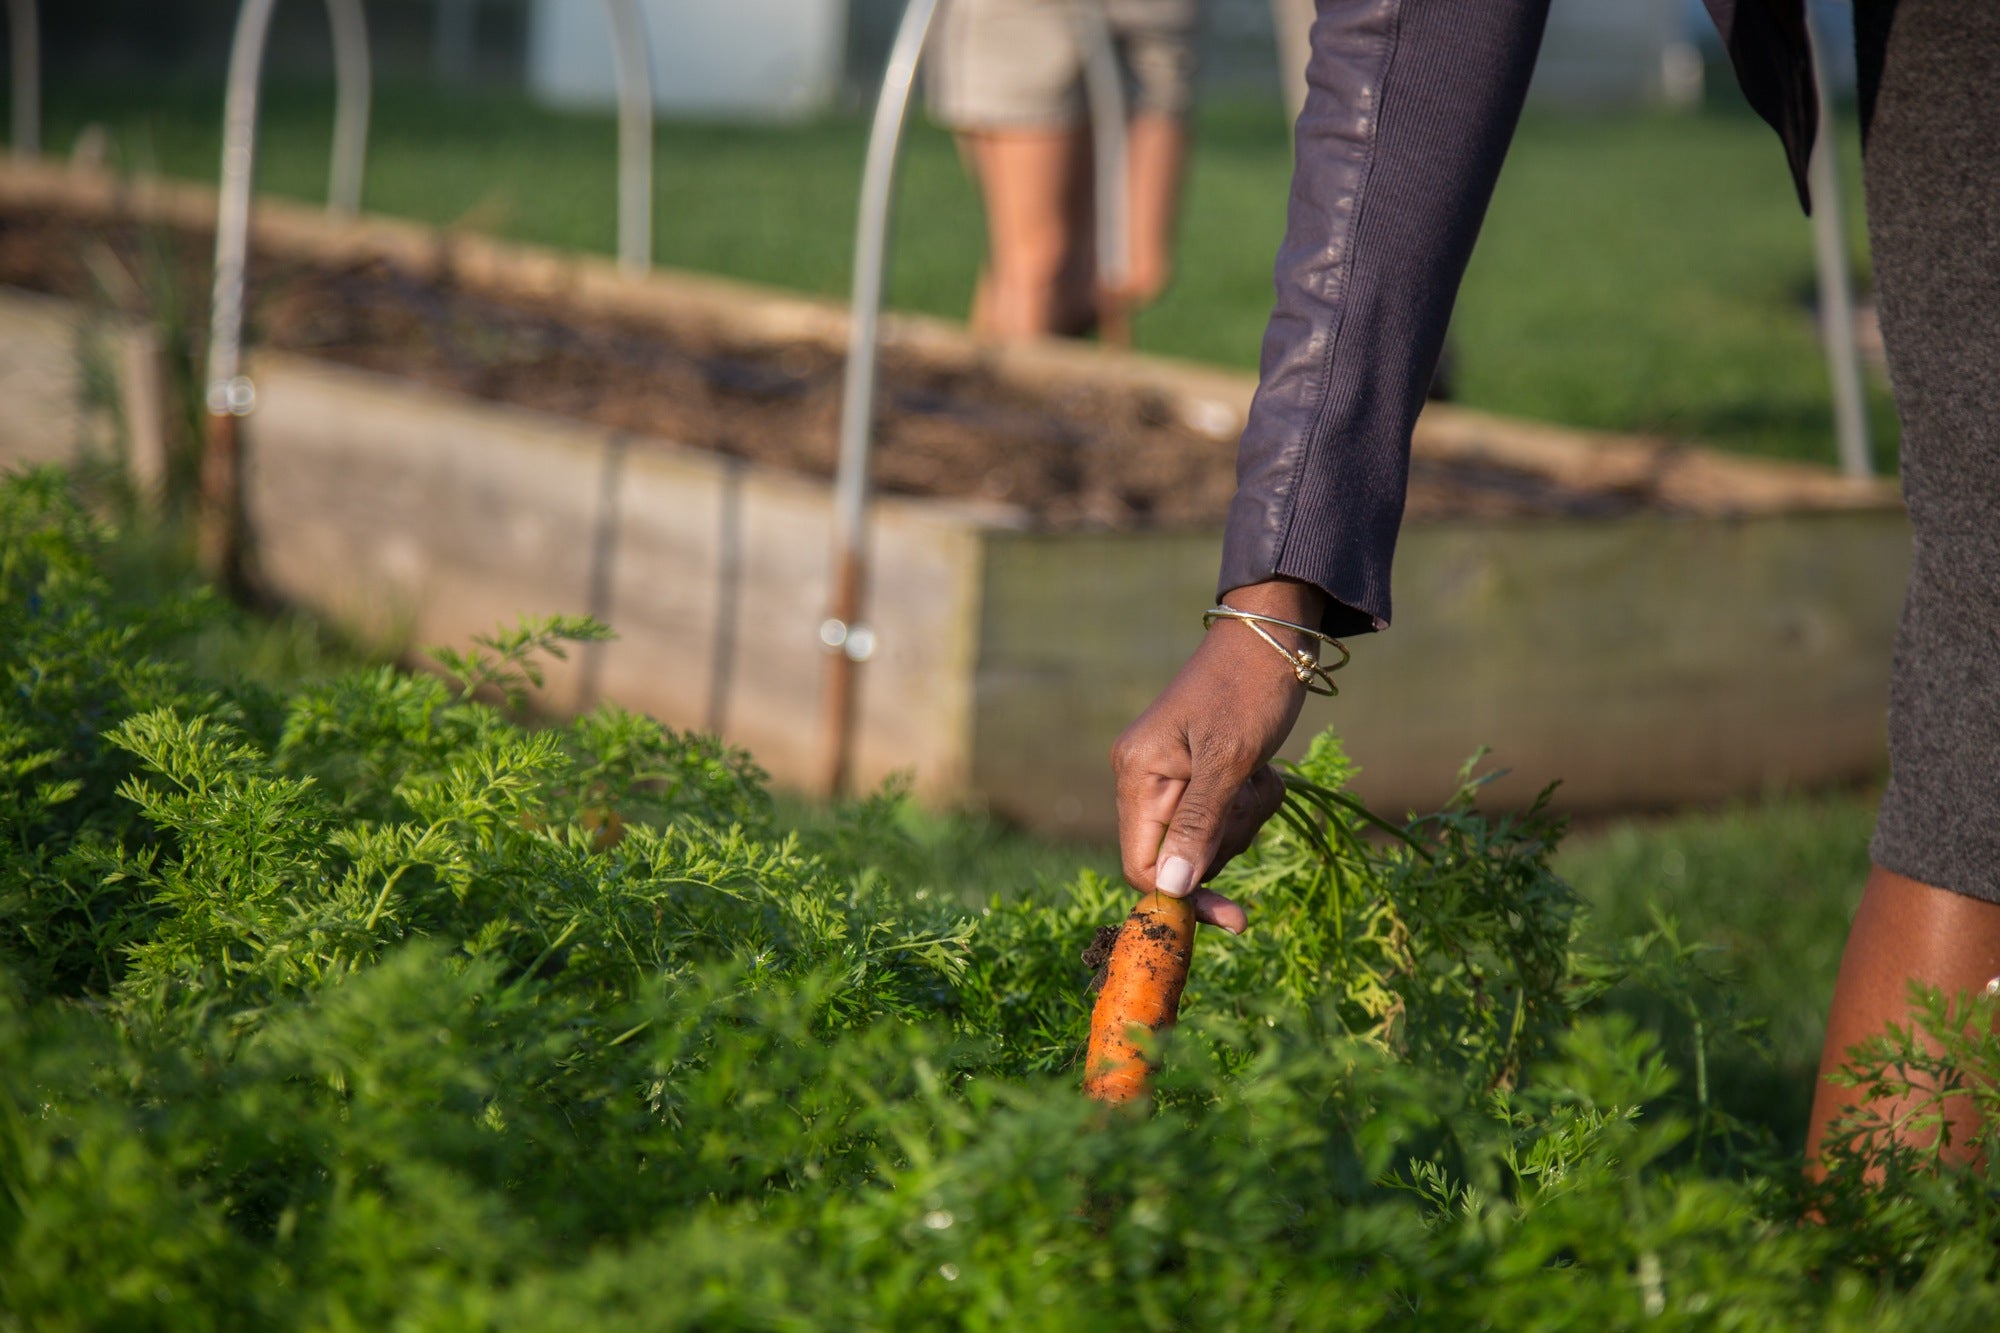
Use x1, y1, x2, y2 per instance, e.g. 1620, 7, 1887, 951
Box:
1531, 0, 1698, 108
527, 0, 847, 120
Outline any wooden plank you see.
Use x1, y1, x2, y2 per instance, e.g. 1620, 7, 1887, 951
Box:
0, 280, 1916, 838
116, 324, 170, 506
0, 287, 160, 479
0, 288, 94, 468
973, 512, 1912, 835
1410, 405, 1896, 515
240, 352, 990, 801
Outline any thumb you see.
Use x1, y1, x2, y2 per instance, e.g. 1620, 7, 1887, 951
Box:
1153, 743, 1252, 898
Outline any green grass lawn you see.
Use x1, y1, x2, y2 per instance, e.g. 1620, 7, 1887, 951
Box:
41, 77, 1897, 467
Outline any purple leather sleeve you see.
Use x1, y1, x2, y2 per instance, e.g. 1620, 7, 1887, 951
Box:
1217, 0, 1553, 635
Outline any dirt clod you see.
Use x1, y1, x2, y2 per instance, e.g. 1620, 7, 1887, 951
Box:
1081, 923, 1121, 992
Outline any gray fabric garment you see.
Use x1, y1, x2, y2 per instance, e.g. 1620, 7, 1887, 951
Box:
1861, 0, 2000, 902
926, 0, 1202, 131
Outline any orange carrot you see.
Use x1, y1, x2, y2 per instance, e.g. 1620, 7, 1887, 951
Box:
1083, 891, 1198, 1105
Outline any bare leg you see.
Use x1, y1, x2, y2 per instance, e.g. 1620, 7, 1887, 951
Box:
1810, 1, 2000, 1181
1121, 111, 1189, 309
1805, 865, 2000, 1173
960, 127, 1093, 339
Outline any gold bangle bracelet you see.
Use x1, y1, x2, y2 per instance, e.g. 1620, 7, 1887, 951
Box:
1201, 605, 1351, 696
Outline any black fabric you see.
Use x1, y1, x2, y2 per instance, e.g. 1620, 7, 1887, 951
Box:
1701, 0, 1817, 212
1853, 0, 1891, 146
1859, 0, 2000, 903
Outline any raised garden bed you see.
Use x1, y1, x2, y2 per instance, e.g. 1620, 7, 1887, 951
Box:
0, 153, 1909, 832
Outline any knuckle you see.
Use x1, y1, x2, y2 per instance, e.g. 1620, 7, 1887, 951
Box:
1170, 793, 1222, 839
1198, 730, 1261, 778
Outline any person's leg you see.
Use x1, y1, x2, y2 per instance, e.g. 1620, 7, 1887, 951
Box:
1108, 0, 1198, 312
961, 127, 1094, 339
1805, 868, 2000, 1170
1121, 110, 1189, 309
1806, 0, 2000, 1172
925, 0, 1092, 340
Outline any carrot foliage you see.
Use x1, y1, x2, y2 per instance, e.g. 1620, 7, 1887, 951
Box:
3, 468, 1998, 1330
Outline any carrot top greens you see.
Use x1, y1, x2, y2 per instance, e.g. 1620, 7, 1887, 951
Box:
3, 467, 1997, 1329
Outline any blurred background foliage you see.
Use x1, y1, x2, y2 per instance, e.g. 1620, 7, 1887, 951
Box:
20, 0, 1896, 466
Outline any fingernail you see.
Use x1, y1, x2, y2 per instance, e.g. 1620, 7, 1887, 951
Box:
1157, 855, 1194, 897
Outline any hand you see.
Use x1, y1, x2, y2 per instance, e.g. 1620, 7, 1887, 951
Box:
1110, 579, 1328, 933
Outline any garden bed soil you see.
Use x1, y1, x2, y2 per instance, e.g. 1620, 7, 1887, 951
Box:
1, 205, 1689, 530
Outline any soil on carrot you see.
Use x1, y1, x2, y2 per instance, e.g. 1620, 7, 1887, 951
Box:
1, 206, 1678, 529
1081, 923, 1121, 992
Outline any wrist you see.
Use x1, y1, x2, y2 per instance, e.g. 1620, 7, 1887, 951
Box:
1216, 579, 1327, 654
1218, 578, 1326, 628
1203, 583, 1350, 697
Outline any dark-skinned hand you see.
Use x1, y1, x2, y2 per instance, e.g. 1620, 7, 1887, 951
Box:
1110, 578, 1328, 933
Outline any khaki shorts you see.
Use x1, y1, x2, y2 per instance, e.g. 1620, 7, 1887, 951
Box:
927, 0, 1202, 130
